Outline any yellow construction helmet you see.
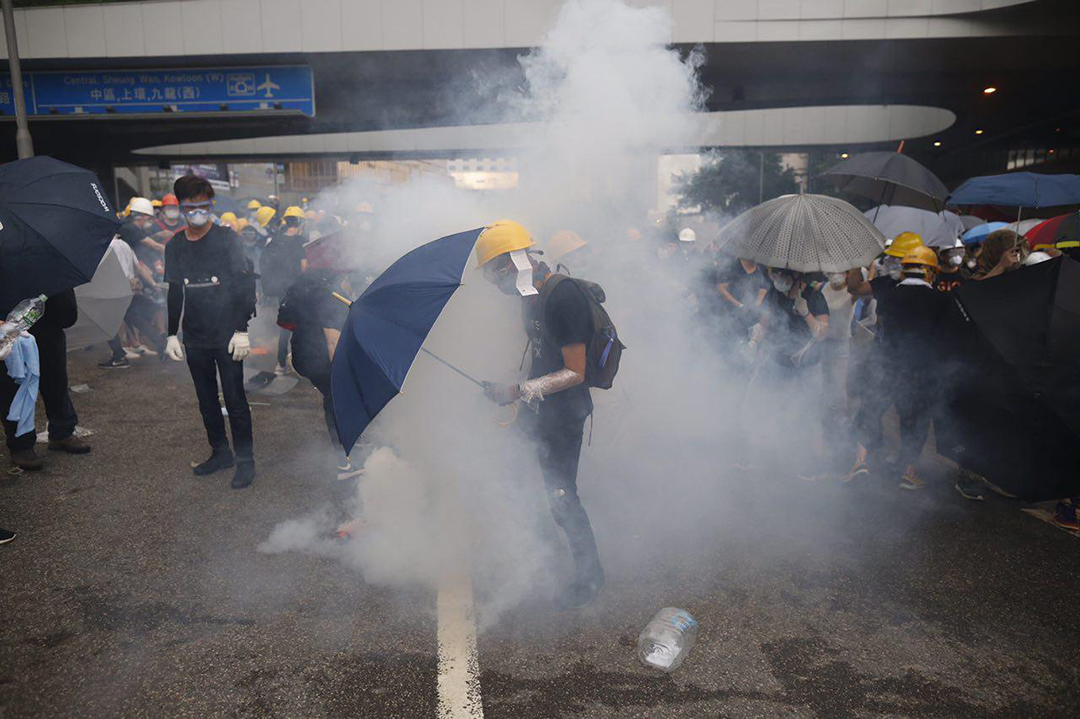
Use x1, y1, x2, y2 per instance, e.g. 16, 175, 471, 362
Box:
247, 199, 262, 211
548, 230, 587, 261
151, 199, 163, 208
283, 205, 305, 220
236, 218, 249, 231
901, 245, 940, 270
475, 219, 535, 268
219, 211, 238, 227
886, 231, 924, 258
255, 206, 276, 228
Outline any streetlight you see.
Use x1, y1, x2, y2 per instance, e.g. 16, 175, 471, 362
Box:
974, 129, 984, 135
983, 86, 997, 95
933, 141, 942, 147
1, 0, 34, 158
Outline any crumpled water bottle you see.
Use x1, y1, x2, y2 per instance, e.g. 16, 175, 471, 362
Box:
638, 607, 699, 672
0, 295, 47, 355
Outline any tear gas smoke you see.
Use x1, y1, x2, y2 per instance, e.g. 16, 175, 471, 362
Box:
262, 0, 835, 626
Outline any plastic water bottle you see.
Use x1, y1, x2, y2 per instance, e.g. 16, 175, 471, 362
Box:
0, 295, 47, 355
637, 607, 699, 672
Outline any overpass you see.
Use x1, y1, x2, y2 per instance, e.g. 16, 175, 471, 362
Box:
1, 0, 1077, 193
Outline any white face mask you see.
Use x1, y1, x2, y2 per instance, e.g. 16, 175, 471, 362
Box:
164, 207, 180, 221
828, 272, 847, 288
771, 275, 794, 293
966, 257, 978, 269
185, 209, 211, 228
948, 254, 964, 267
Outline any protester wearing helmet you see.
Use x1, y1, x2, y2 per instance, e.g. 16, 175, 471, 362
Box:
478, 219, 605, 611
935, 239, 969, 293
162, 175, 257, 490
246, 199, 262, 225
261, 206, 309, 375
218, 211, 239, 232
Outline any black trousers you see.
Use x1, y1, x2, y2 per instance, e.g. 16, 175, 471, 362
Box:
185, 346, 253, 462
1, 326, 78, 453
308, 371, 341, 451
534, 411, 602, 583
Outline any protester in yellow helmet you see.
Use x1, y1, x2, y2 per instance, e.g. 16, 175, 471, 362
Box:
547, 230, 590, 274
247, 199, 262, 211
255, 205, 277, 229
476, 219, 607, 610
219, 211, 239, 232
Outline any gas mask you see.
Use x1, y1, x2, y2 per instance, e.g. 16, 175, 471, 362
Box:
827, 272, 847, 288
966, 257, 978, 270
485, 250, 537, 297
882, 256, 902, 280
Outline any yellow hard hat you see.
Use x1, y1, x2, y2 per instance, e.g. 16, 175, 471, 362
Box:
548, 230, 587, 261
886, 231, 924, 258
122, 203, 131, 217
901, 245, 940, 270
283, 205, 305, 220
151, 199, 163, 208
247, 199, 262, 211
255, 206, 276, 228
475, 219, 535, 268
236, 218, 249, 231
219, 211, 238, 226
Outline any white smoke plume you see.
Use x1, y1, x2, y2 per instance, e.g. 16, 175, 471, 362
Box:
261, 0, 832, 626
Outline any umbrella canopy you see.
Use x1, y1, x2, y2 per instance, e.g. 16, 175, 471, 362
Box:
961, 221, 1009, 246
822, 151, 949, 212
716, 194, 885, 273
0, 156, 120, 315
331, 227, 484, 453
1025, 212, 1080, 250
948, 172, 1080, 208
304, 230, 355, 271
67, 249, 134, 351
1005, 218, 1045, 236
959, 215, 985, 230
937, 257, 1080, 501
864, 204, 965, 248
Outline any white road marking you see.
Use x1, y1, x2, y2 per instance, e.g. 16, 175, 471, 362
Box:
436, 574, 484, 718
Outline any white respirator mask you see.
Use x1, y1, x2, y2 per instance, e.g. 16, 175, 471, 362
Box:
771, 275, 794, 293
184, 209, 211, 227
949, 254, 964, 267
827, 272, 847, 288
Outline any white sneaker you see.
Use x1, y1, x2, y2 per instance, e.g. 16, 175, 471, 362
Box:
136, 344, 158, 356
273, 364, 287, 376
123, 348, 140, 360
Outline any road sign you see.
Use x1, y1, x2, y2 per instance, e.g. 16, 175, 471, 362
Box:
0, 65, 314, 117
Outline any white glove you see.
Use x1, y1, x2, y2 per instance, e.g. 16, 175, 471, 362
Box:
749, 323, 765, 344
164, 335, 184, 362
228, 331, 250, 362
793, 295, 810, 317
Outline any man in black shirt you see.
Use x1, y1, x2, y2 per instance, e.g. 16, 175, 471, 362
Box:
753, 268, 830, 372
162, 176, 257, 489
477, 220, 603, 611
934, 240, 968, 293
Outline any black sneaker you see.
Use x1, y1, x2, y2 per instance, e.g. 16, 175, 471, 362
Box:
192, 450, 234, 476
231, 462, 255, 489
0, 527, 14, 545
97, 357, 130, 369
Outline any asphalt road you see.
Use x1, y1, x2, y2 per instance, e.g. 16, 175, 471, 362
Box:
1, 348, 1078, 718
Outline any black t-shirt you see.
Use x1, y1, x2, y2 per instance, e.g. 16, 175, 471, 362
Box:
119, 219, 148, 250
261, 231, 307, 298
762, 283, 829, 364
164, 225, 250, 349
715, 258, 769, 308
880, 282, 950, 370
525, 278, 593, 421
285, 271, 349, 379
935, 271, 966, 294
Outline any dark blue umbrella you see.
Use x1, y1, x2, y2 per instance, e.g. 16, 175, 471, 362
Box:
0, 156, 121, 315
331, 227, 484, 453
948, 172, 1080, 208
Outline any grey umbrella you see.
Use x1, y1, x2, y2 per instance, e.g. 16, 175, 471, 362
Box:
822, 151, 949, 213
716, 193, 886, 273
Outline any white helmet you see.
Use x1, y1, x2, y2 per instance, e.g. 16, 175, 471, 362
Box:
128, 197, 154, 216
1023, 251, 1052, 266
678, 227, 696, 243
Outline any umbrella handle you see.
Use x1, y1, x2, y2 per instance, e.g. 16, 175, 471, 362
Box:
494, 403, 518, 427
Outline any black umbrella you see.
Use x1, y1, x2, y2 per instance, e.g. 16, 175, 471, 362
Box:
822, 151, 949, 213
935, 257, 1080, 501
0, 156, 120, 315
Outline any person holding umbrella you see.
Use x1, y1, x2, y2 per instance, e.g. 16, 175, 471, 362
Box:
478, 220, 605, 611
162, 175, 257, 489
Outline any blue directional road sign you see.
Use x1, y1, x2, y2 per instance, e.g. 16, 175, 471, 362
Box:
0, 65, 314, 117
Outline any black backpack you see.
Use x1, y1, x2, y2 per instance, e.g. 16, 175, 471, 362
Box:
260, 235, 302, 298
539, 274, 624, 390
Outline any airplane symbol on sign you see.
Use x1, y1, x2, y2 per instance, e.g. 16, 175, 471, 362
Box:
257, 74, 280, 98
